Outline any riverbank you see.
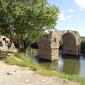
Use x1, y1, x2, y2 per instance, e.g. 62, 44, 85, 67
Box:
1, 53, 85, 85
0, 61, 80, 85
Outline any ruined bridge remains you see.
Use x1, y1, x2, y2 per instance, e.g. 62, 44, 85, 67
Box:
38, 30, 81, 61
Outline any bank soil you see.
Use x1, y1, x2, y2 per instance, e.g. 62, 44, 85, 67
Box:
0, 61, 80, 85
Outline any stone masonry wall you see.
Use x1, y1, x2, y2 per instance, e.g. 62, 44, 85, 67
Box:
38, 30, 81, 61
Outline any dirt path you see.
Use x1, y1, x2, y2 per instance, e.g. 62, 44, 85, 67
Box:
0, 61, 80, 85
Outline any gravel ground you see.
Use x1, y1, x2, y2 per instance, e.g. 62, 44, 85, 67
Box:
0, 61, 80, 85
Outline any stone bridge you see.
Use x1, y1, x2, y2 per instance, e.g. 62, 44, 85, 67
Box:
38, 30, 81, 61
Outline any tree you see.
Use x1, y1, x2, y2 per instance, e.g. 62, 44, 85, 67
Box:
0, 0, 59, 52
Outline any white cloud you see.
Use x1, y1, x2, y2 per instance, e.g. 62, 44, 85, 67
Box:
68, 9, 74, 13
74, 0, 85, 8
67, 16, 71, 19
58, 11, 71, 21
58, 11, 66, 21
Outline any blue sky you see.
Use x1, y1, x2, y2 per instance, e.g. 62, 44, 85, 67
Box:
48, 0, 85, 36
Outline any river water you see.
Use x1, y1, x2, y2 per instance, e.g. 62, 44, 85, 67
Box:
38, 54, 85, 77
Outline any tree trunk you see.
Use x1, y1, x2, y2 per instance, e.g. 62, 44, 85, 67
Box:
18, 40, 27, 53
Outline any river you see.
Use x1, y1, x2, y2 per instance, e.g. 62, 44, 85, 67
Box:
37, 54, 85, 77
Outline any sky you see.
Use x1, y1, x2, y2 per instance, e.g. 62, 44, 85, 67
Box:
48, 0, 85, 36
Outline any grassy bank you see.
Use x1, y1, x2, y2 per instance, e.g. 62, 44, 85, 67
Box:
0, 52, 84, 85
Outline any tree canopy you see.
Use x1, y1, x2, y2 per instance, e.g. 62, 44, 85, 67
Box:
0, 0, 59, 52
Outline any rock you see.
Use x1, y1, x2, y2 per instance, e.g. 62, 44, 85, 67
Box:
7, 72, 11, 75
63, 79, 69, 84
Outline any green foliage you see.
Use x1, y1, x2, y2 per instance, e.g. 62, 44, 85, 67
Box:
0, 0, 59, 52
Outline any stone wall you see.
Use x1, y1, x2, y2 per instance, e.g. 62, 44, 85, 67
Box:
38, 30, 81, 61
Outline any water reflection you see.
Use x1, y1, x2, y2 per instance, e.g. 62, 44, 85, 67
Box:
80, 56, 85, 77
38, 55, 82, 76
38, 59, 58, 71
61, 55, 80, 75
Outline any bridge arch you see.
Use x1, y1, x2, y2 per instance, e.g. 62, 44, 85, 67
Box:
59, 31, 80, 55
38, 30, 81, 61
